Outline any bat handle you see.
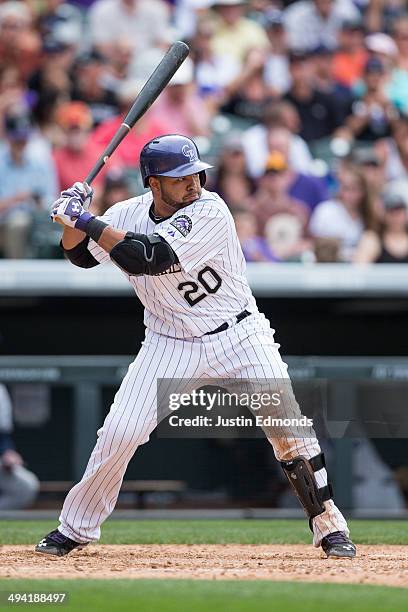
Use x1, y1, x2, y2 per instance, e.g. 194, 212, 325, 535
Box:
81, 167, 106, 211
82, 179, 92, 211
84, 157, 108, 186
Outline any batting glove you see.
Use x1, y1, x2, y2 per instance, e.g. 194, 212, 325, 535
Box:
51, 182, 94, 230
62, 182, 93, 208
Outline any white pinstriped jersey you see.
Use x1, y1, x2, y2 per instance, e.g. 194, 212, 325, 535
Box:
88, 188, 258, 338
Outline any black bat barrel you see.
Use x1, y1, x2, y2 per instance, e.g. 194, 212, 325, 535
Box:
84, 41, 190, 186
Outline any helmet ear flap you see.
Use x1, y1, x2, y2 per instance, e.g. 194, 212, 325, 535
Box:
199, 170, 206, 187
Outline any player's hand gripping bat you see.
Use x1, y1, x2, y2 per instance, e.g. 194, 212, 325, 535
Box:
83, 41, 190, 190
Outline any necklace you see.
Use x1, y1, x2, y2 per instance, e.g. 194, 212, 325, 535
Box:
149, 203, 170, 224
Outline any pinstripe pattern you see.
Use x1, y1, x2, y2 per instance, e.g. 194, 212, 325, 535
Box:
57, 187, 349, 548
201, 316, 348, 546
59, 332, 203, 542
58, 313, 348, 546
87, 189, 257, 338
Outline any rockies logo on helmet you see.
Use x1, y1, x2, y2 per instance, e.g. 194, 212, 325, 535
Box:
181, 144, 197, 162
139, 134, 213, 187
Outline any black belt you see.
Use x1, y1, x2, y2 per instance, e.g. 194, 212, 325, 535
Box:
204, 310, 251, 336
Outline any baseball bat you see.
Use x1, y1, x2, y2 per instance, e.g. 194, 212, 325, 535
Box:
83, 41, 190, 186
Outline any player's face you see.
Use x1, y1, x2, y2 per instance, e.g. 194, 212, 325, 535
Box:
152, 174, 202, 216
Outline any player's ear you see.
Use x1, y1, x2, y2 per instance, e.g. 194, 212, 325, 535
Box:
149, 176, 159, 193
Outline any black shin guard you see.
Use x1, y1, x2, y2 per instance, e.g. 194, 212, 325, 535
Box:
280, 453, 333, 530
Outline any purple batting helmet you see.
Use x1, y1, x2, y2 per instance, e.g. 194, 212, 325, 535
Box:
140, 134, 213, 188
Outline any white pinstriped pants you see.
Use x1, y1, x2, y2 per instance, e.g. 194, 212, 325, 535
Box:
59, 313, 349, 546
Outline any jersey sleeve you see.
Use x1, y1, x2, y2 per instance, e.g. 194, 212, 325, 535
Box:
154, 200, 228, 273
86, 203, 124, 264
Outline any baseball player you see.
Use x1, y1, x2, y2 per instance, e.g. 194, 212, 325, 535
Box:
35, 135, 356, 559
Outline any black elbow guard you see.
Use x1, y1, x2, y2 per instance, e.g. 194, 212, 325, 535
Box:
62, 237, 99, 269
110, 232, 178, 276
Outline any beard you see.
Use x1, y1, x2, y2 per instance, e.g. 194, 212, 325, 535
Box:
160, 183, 201, 211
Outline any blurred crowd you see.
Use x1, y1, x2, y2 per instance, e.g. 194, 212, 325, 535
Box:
1, 0, 408, 262
0, 383, 39, 509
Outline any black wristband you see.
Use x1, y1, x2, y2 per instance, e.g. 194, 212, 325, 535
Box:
85, 218, 108, 242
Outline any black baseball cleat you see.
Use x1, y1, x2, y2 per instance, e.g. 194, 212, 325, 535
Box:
321, 531, 356, 559
35, 529, 88, 557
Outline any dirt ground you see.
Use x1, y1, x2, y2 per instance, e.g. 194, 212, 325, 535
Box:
1, 545, 408, 587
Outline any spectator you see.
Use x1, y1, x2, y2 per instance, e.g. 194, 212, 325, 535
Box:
190, 16, 240, 108
264, 213, 311, 261
149, 57, 211, 136
210, 133, 255, 209
0, 2, 42, 81
284, 50, 344, 144
388, 17, 408, 113
221, 48, 275, 121
310, 165, 377, 261
0, 69, 58, 179
0, 66, 29, 132
93, 169, 132, 216
244, 123, 327, 210
248, 150, 310, 239
210, 0, 269, 65
350, 147, 385, 209
0, 384, 39, 510
262, 9, 291, 97
242, 103, 313, 178
332, 18, 367, 88
311, 44, 354, 125
29, 38, 76, 144
90, 80, 172, 170
268, 126, 329, 211
283, 0, 360, 52
345, 57, 398, 143
354, 191, 408, 264
53, 101, 105, 192
71, 50, 120, 127
365, 0, 407, 35
109, 40, 134, 82
174, 0, 214, 40
365, 32, 398, 74
0, 113, 57, 258
234, 209, 279, 262
37, 0, 83, 46
383, 111, 408, 182
88, 0, 172, 60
